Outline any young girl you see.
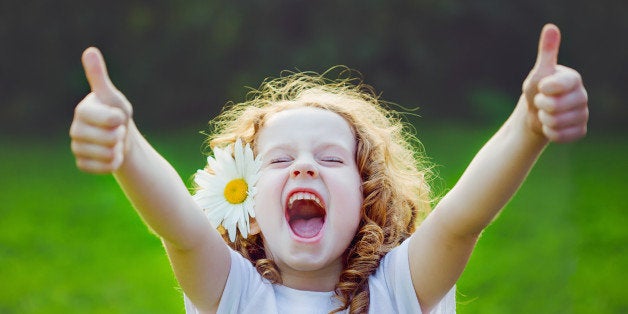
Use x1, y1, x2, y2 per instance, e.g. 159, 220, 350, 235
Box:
69, 24, 588, 313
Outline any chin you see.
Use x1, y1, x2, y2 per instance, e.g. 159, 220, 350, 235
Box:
284, 252, 339, 272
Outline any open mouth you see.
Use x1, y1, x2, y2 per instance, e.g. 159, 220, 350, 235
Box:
286, 191, 326, 239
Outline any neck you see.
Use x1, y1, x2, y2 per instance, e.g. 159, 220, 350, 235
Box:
275, 258, 343, 292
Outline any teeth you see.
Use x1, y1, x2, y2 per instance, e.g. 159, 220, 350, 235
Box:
288, 192, 323, 207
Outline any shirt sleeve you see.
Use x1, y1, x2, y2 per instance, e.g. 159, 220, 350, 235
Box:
372, 238, 456, 314
184, 248, 276, 314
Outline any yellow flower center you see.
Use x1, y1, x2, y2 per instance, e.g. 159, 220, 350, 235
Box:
224, 178, 248, 204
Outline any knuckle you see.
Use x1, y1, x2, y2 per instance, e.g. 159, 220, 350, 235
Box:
76, 158, 111, 174
70, 140, 81, 154
96, 128, 118, 145
102, 132, 119, 146
572, 70, 583, 84
577, 88, 588, 104
102, 149, 116, 162
542, 126, 557, 140
74, 103, 87, 117
545, 117, 558, 128
116, 125, 127, 139
545, 114, 565, 129
535, 94, 554, 111
69, 124, 77, 138
104, 112, 122, 127
538, 110, 553, 127
76, 158, 91, 171
69, 123, 88, 140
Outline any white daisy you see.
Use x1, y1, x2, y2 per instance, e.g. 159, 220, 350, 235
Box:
192, 138, 262, 242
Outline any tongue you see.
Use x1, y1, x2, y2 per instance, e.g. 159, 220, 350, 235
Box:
291, 217, 324, 238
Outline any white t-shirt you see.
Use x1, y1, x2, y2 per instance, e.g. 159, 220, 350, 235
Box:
184, 239, 456, 313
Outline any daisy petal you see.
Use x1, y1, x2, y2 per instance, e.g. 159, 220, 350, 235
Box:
191, 138, 261, 243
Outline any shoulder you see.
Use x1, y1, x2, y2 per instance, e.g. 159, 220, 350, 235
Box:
369, 240, 456, 313
369, 239, 422, 312
185, 248, 277, 314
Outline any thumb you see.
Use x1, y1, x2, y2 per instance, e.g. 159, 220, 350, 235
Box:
81, 47, 132, 116
533, 23, 561, 77
523, 24, 561, 105
82, 47, 118, 98
521, 24, 562, 140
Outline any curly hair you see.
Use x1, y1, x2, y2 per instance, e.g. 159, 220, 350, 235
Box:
201, 67, 433, 313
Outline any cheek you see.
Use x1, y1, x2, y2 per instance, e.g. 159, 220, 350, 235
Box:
349, 180, 364, 229
333, 178, 363, 227
332, 197, 362, 247
346, 197, 363, 228
252, 194, 275, 237
253, 188, 273, 218
253, 175, 283, 224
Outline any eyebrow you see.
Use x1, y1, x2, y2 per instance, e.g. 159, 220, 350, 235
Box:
316, 142, 353, 155
261, 141, 353, 155
260, 143, 294, 155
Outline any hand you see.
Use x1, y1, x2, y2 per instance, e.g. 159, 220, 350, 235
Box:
70, 47, 134, 173
522, 24, 589, 143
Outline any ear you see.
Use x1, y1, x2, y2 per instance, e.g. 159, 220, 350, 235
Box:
249, 217, 261, 235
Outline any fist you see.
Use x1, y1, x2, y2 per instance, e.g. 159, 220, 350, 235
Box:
70, 47, 133, 173
522, 24, 589, 143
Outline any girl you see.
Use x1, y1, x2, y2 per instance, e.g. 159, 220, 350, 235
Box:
69, 24, 588, 313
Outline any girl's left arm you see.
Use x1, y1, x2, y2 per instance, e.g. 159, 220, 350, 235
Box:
407, 24, 589, 312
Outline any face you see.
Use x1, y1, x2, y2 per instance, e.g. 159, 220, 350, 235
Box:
254, 107, 363, 282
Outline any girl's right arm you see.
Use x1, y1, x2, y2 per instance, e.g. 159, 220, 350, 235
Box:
70, 47, 229, 312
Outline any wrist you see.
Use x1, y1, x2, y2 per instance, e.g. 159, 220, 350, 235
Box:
114, 119, 142, 175
509, 96, 550, 150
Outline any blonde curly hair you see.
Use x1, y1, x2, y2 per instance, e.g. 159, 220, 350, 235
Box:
202, 67, 433, 313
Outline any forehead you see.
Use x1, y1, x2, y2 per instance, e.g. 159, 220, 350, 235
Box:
256, 107, 356, 152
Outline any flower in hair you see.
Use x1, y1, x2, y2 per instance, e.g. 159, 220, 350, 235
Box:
193, 138, 262, 242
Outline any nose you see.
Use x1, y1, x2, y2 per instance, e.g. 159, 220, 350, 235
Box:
290, 160, 318, 179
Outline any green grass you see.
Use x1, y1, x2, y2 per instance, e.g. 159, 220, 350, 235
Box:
0, 124, 626, 313
421, 123, 628, 313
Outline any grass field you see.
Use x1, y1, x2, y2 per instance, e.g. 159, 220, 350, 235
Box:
1, 123, 626, 313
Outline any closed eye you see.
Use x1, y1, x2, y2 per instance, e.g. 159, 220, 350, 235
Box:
321, 156, 344, 164
270, 157, 292, 164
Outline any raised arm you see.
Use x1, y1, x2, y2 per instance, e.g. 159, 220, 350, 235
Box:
408, 24, 589, 311
70, 48, 230, 311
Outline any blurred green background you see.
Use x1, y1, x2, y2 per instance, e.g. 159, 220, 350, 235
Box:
1, 1, 626, 313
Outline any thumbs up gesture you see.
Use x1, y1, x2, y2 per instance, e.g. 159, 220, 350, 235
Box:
70, 47, 134, 173
522, 24, 589, 143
